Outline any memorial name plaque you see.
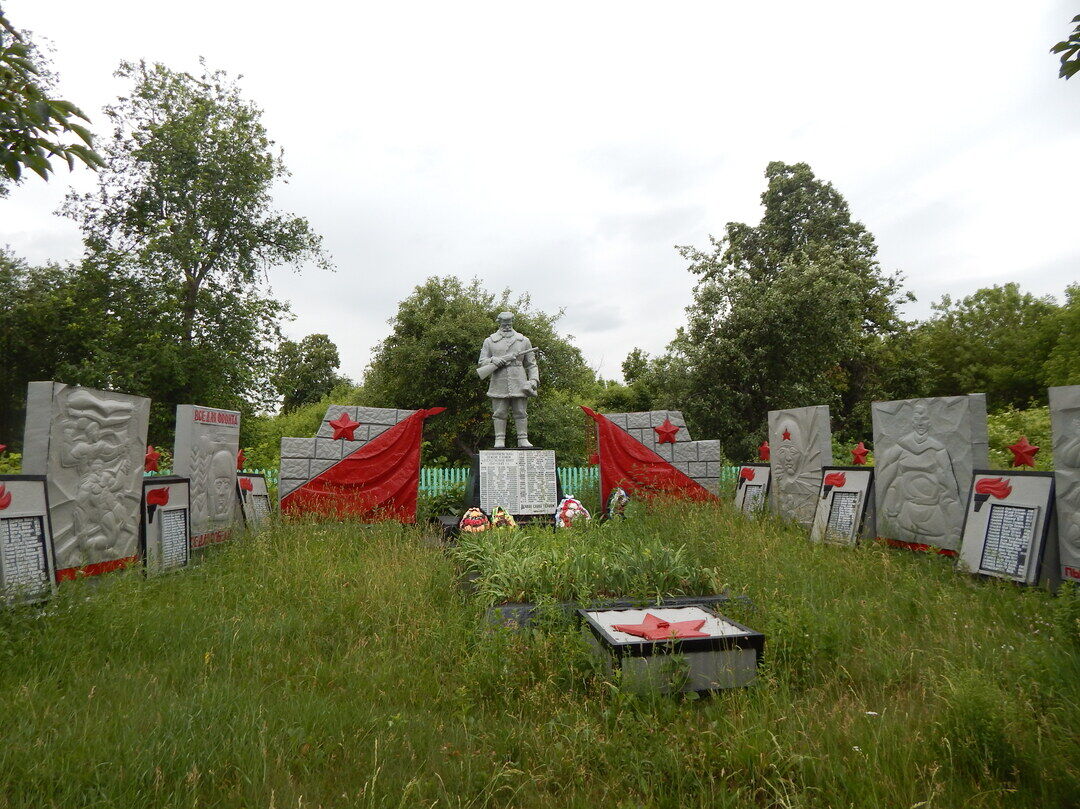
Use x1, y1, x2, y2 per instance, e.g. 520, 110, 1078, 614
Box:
479, 449, 558, 516
957, 471, 1055, 585
734, 464, 771, 515
236, 473, 272, 530
141, 477, 190, 576
0, 475, 57, 603
809, 467, 875, 547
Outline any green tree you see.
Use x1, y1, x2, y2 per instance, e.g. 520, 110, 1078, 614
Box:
674, 161, 909, 460
1051, 13, 1080, 79
912, 283, 1060, 408
62, 60, 329, 440
1044, 284, 1080, 386
273, 334, 350, 413
362, 277, 596, 464
0, 11, 102, 193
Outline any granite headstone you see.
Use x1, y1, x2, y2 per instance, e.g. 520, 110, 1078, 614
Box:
173, 405, 240, 548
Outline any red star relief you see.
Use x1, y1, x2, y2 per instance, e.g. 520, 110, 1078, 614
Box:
782, 429, 791, 441
1007, 436, 1039, 468
758, 441, 770, 461
328, 412, 361, 441
236, 449, 246, 470
851, 441, 869, 465
653, 418, 680, 444
612, 613, 711, 641
144, 445, 161, 473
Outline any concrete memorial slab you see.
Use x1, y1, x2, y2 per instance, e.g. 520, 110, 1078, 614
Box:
872, 394, 989, 552
767, 405, 832, 527
957, 471, 1055, 585
1049, 385, 1080, 584
473, 448, 559, 517
173, 405, 240, 549
0, 475, 57, 603
734, 463, 771, 515
237, 472, 271, 529
809, 467, 875, 546
141, 477, 190, 576
579, 605, 764, 694
23, 382, 150, 579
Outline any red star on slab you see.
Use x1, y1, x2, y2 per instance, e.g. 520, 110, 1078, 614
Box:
144, 445, 161, 472
328, 412, 361, 441
612, 613, 711, 641
653, 418, 680, 444
758, 441, 770, 461
851, 441, 869, 465
1007, 436, 1039, 468
236, 449, 246, 470
782, 429, 791, 441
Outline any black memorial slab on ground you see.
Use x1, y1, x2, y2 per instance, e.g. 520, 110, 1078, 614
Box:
734, 463, 771, 515
0, 474, 57, 604
957, 470, 1056, 586
141, 476, 191, 576
237, 473, 272, 530
809, 466, 876, 546
466, 447, 563, 524
578, 603, 764, 695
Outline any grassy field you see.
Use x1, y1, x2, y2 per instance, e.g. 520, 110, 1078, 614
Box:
0, 503, 1077, 809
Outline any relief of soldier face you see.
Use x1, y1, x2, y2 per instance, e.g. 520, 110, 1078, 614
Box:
912, 403, 931, 438
209, 449, 235, 520
775, 422, 803, 475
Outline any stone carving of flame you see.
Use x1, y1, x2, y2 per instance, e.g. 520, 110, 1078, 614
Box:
739, 467, 756, 481
146, 487, 170, 506
823, 472, 847, 488
0, 484, 11, 510
975, 477, 1013, 500
239, 477, 254, 492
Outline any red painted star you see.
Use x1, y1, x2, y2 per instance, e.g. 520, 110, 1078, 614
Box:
236, 449, 246, 470
144, 445, 161, 473
851, 441, 869, 465
612, 612, 710, 641
328, 412, 361, 441
782, 429, 791, 441
654, 418, 680, 444
1007, 436, 1039, 468
758, 441, 770, 461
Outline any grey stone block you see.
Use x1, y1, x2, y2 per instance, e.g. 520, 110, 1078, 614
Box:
278, 478, 303, 499
695, 440, 721, 461
323, 405, 357, 422
705, 461, 723, 478
650, 410, 671, 427
673, 442, 699, 463
310, 458, 338, 475
315, 438, 342, 460
626, 412, 652, 429
357, 406, 398, 425
630, 428, 648, 445
280, 457, 310, 479
280, 437, 315, 459
341, 439, 366, 457
653, 443, 673, 461
606, 413, 628, 428
395, 409, 416, 423
688, 461, 708, 477
672, 462, 692, 477
368, 424, 389, 439
697, 477, 720, 494
315, 421, 334, 438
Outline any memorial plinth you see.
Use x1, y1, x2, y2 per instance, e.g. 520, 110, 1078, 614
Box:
470, 448, 560, 518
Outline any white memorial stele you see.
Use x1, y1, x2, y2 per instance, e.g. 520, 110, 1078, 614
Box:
236, 473, 272, 529
808, 467, 876, 546
767, 405, 832, 527
23, 382, 150, 576
141, 477, 190, 576
1049, 385, 1080, 584
478, 449, 558, 516
173, 405, 241, 548
733, 463, 771, 515
0, 475, 58, 603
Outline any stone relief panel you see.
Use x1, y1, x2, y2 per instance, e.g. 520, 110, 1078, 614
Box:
1049, 385, 1080, 583
872, 395, 987, 552
173, 405, 241, 546
767, 405, 831, 527
23, 382, 150, 572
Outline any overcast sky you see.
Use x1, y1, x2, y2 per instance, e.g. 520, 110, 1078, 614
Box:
3, 1, 1078, 383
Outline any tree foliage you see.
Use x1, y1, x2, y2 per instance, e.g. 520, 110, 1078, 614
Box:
1051, 14, 1080, 79
273, 334, 350, 413
59, 60, 329, 441
1044, 284, 1080, 386
671, 161, 909, 460
912, 283, 1060, 407
0, 11, 102, 193
362, 277, 596, 464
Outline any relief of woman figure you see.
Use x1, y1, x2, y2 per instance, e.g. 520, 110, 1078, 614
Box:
876, 401, 965, 549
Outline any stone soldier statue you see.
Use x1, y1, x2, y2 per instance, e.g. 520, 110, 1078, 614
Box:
477, 312, 539, 448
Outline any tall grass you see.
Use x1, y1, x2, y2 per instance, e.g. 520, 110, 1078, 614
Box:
0, 503, 1076, 808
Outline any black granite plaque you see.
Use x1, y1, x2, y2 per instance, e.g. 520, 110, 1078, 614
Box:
252, 494, 271, 525
825, 491, 860, 542
979, 504, 1037, 577
742, 484, 766, 513
1, 515, 49, 594
160, 508, 189, 570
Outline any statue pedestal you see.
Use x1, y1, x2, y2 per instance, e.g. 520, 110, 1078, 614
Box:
467, 447, 562, 521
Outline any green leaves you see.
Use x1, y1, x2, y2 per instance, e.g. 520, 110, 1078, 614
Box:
0, 13, 104, 186
1051, 14, 1080, 79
